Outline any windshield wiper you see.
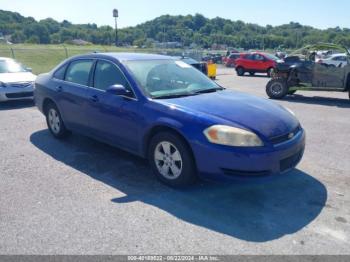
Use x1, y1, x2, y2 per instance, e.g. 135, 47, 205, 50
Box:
152, 93, 199, 99
194, 87, 225, 94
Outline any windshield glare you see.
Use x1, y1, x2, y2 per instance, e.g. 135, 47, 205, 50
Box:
124, 59, 220, 98
0, 60, 27, 73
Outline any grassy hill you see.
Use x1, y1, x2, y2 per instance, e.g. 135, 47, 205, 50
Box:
0, 44, 157, 74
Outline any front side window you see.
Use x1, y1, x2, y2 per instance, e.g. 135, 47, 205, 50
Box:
65, 60, 93, 86
124, 59, 220, 99
93, 60, 130, 91
254, 54, 265, 61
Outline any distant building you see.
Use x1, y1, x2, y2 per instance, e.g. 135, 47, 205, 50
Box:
0, 33, 12, 45
154, 41, 183, 49
69, 39, 92, 46
211, 44, 228, 50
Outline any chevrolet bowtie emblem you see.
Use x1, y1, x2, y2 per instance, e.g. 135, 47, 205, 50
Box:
288, 133, 295, 139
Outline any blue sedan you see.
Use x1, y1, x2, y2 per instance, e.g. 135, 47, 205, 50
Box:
34, 53, 305, 187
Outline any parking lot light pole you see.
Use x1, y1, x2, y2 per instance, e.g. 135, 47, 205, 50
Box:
113, 9, 119, 46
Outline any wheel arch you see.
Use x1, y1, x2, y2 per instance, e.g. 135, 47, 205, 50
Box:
142, 124, 195, 165
42, 97, 56, 114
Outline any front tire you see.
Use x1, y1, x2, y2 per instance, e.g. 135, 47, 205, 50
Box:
267, 68, 275, 77
148, 132, 197, 188
266, 78, 289, 99
236, 67, 245, 76
45, 102, 69, 139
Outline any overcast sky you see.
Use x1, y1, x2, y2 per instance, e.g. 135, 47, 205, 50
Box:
1, 0, 349, 29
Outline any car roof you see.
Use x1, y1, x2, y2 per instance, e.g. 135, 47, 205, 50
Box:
71, 52, 173, 62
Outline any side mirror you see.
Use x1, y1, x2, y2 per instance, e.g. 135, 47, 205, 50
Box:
26, 67, 33, 72
106, 84, 131, 97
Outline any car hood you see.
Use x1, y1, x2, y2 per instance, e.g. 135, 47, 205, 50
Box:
0, 72, 36, 83
156, 90, 299, 139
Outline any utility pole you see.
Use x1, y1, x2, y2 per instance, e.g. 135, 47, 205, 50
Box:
113, 9, 119, 46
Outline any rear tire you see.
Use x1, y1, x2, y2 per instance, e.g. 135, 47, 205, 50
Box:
236, 67, 245, 76
148, 132, 197, 188
266, 78, 289, 99
45, 102, 69, 139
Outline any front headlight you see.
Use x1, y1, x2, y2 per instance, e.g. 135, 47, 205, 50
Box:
204, 125, 264, 147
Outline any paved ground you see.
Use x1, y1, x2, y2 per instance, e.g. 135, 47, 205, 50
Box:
0, 67, 349, 255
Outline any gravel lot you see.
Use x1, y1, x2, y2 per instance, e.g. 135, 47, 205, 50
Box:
0, 66, 349, 255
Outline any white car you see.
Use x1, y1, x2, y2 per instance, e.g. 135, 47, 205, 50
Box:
0, 57, 36, 102
316, 53, 348, 68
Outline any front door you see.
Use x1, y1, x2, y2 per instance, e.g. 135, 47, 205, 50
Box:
312, 62, 345, 88
253, 54, 267, 71
85, 59, 141, 152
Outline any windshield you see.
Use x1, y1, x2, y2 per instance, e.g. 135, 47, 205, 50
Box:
0, 60, 27, 73
124, 59, 220, 98
264, 53, 280, 61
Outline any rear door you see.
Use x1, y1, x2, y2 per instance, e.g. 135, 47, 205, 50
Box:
54, 59, 94, 130
85, 59, 141, 152
242, 54, 255, 70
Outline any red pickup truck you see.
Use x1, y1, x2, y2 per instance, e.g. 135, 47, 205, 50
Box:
235, 52, 280, 77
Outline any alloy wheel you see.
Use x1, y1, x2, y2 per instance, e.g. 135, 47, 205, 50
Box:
48, 108, 61, 134
154, 141, 183, 180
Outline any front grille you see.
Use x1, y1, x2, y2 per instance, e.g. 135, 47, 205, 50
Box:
6, 92, 33, 98
270, 125, 301, 145
280, 150, 303, 172
9, 82, 33, 88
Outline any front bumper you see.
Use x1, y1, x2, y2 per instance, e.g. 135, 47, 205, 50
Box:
191, 128, 306, 181
0, 85, 34, 102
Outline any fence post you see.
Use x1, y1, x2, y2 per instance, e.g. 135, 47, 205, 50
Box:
10, 48, 15, 59
62, 44, 68, 58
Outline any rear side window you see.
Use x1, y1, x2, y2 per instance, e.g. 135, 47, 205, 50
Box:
93, 60, 130, 91
65, 60, 94, 86
244, 54, 254, 60
335, 56, 347, 61
53, 65, 67, 80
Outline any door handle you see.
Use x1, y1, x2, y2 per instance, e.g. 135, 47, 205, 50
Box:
90, 95, 99, 103
55, 86, 63, 92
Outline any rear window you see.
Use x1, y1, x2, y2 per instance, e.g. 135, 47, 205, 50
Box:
244, 54, 254, 60
229, 54, 239, 59
53, 65, 67, 80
